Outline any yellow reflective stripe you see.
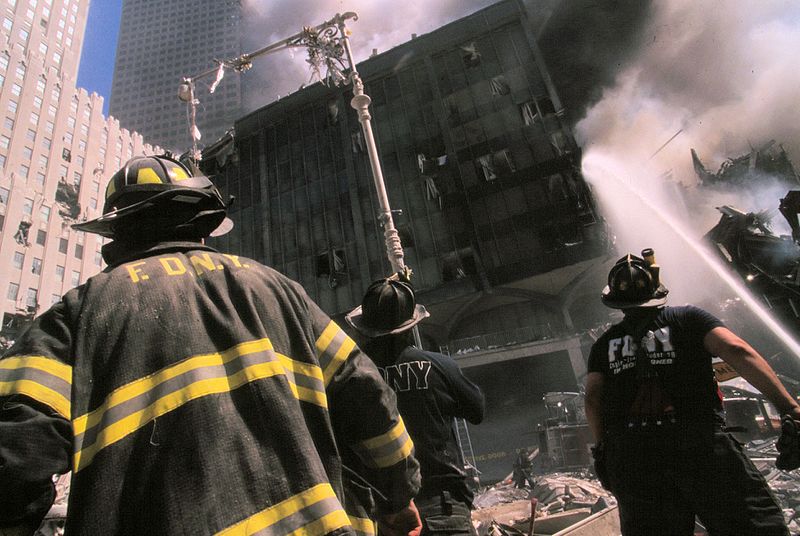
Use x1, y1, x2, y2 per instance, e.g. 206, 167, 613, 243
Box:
0, 379, 71, 420
315, 321, 338, 355
0, 356, 72, 419
74, 360, 284, 472
136, 167, 163, 184
349, 515, 377, 536
216, 483, 350, 536
0, 356, 72, 383
315, 321, 356, 386
287, 511, 351, 536
355, 417, 415, 469
74, 339, 272, 436
323, 337, 354, 386
276, 353, 327, 408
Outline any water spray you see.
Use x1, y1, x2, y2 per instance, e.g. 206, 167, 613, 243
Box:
583, 151, 800, 362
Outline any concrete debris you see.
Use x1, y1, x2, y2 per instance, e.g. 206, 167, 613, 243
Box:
472, 471, 617, 535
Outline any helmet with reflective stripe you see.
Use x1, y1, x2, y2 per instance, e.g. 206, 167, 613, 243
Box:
601, 251, 669, 309
72, 155, 232, 240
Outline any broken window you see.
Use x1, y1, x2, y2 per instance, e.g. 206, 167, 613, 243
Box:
461, 42, 481, 68
62, 147, 71, 162
25, 288, 38, 312
316, 248, 347, 289
521, 102, 538, 126
14, 220, 31, 246
55, 179, 81, 221
442, 247, 478, 282
350, 130, 365, 153
489, 76, 510, 96
537, 95, 556, 115
424, 177, 442, 209
551, 131, 569, 156
476, 150, 515, 181
327, 100, 339, 125
31, 257, 41, 275
397, 225, 415, 249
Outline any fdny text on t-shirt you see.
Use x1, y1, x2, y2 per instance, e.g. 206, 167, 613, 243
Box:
607, 328, 675, 374
378, 361, 432, 392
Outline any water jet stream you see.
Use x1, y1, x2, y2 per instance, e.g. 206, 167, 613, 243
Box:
583, 150, 800, 362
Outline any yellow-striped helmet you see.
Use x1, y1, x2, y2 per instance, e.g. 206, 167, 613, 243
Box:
73, 155, 232, 239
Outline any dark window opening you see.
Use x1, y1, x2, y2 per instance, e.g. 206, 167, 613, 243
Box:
62, 148, 71, 162
489, 76, 510, 96
36, 229, 46, 246
442, 247, 478, 282
537, 95, 556, 115
461, 42, 481, 68
58, 238, 68, 254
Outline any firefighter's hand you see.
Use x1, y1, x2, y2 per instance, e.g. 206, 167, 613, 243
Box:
591, 442, 612, 491
377, 500, 422, 536
776, 414, 800, 471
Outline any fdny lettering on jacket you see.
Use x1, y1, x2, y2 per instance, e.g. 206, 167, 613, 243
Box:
607, 327, 675, 374
378, 361, 432, 392
124, 254, 251, 283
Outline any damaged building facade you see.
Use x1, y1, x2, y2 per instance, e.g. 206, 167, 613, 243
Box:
0, 0, 162, 344
201, 0, 610, 482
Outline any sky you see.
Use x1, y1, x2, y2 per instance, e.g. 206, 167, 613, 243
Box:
76, 1, 122, 115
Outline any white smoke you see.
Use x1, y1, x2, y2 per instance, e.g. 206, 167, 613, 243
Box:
579, 1, 800, 360
239, 0, 498, 110
578, 0, 800, 186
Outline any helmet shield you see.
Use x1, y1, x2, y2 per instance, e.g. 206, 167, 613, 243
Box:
601, 253, 669, 309
73, 155, 232, 239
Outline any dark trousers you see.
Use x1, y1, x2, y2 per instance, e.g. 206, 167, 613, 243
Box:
605, 425, 788, 536
416, 491, 477, 536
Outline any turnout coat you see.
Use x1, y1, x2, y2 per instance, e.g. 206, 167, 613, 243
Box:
0, 241, 419, 535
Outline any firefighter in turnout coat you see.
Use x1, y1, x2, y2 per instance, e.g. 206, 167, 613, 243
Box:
585, 249, 800, 536
0, 155, 422, 536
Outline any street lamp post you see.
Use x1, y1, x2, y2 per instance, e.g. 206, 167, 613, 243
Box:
178, 13, 406, 276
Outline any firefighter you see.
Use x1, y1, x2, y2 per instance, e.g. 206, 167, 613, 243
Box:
585, 249, 800, 536
347, 276, 485, 536
0, 155, 421, 536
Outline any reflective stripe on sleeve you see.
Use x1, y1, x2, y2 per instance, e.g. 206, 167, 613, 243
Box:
215, 483, 351, 536
315, 321, 356, 386
352, 417, 414, 469
0, 356, 72, 419
72, 338, 326, 472
349, 515, 377, 536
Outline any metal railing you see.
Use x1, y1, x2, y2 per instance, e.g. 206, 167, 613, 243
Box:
442, 323, 556, 356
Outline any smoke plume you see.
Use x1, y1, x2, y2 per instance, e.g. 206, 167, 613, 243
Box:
578, 1, 800, 364
239, 0, 498, 111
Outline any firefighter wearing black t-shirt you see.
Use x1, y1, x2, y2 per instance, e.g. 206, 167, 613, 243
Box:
347, 275, 485, 536
585, 250, 800, 536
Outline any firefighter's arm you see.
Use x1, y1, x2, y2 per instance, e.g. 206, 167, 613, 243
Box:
584, 372, 605, 444
0, 303, 74, 531
705, 326, 800, 418
305, 293, 420, 519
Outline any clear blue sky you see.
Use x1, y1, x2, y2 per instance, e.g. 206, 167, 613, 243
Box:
76, 1, 122, 115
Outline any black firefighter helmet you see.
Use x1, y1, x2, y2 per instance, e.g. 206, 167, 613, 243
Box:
601, 249, 669, 309
346, 275, 430, 338
72, 155, 233, 240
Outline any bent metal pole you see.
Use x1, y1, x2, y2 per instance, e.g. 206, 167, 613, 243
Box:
336, 17, 406, 275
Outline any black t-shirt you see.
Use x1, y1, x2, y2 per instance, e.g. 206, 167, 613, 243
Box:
588, 305, 725, 427
374, 346, 485, 504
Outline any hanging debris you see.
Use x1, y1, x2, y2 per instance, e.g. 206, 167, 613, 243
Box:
692, 141, 800, 187
55, 179, 81, 221
14, 219, 31, 246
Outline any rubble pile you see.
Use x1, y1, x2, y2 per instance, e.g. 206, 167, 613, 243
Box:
472, 472, 616, 535
745, 440, 800, 533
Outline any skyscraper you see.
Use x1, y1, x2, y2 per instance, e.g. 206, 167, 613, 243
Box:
0, 0, 162, 343
109, 0, 243, 153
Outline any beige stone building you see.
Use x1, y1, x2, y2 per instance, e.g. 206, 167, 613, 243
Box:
0, 0, 161, 341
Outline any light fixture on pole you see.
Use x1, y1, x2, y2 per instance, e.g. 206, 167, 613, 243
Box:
179, 13, 420, 344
